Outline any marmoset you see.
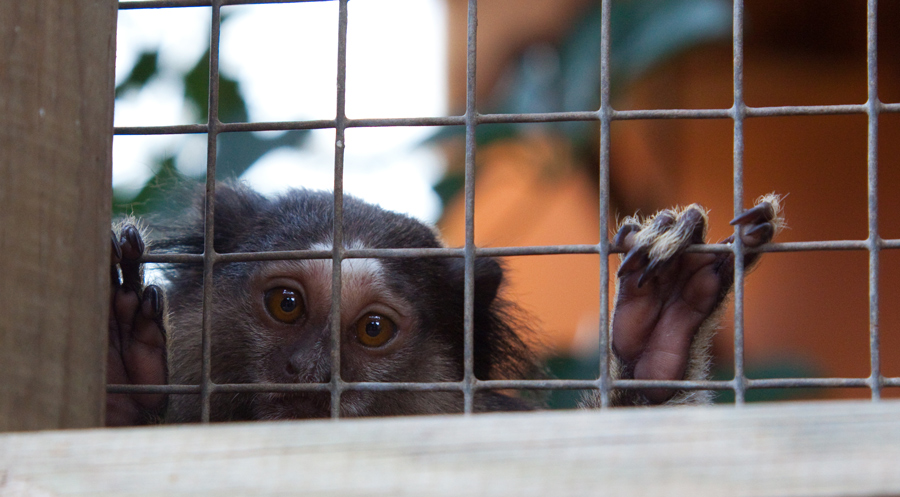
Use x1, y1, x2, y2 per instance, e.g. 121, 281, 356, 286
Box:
107, 184, 782, 425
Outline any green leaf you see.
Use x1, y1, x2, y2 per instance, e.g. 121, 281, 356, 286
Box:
113, 156, 197, 218
115, 50, 160, 98
184, 50, 249, 124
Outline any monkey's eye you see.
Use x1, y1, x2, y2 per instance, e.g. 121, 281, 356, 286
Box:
265, 287, 304, 324
356, 313, 397, 348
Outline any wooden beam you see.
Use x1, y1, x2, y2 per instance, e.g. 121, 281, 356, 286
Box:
0, 400, 898, 496
0, 0, 117, 430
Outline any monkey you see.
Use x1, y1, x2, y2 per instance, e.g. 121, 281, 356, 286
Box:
106, 183, 782, 425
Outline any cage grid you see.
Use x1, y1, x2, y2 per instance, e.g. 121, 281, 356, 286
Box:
110, 0, 900, 422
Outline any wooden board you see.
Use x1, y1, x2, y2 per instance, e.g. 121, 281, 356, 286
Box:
0, 400, 898, 496
0, 0, 117, 430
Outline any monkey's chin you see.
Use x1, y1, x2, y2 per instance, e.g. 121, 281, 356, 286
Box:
251, 392, 332, 421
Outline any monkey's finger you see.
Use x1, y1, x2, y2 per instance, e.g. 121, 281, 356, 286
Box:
638, 257, 673, 288
741, 222, 775, 247
119, 225, 145, 294
123, 316, 168, 411
611, 289, 663, 364
726, 223, 775, 270
730, 194, 784, 271
633, 289, 714, 403
114, 287, 140, 344
618, 246, 649, 277
639, 206, 707, 286
118, 285, 167, 413
137, 285, 167, 348
111, 230, 123, 266
111, 230, 123, 291
730, 202, 776, 248
637, 210, 677, 245
617, 212, 676, 278
613, 221, 641, 249
119, 225, 145, 259
729, 201, 775, 227
647, 206, 706, 261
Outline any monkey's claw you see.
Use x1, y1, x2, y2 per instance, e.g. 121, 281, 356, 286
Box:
730, 201, 774, 226
728, 197, 783, 254
616, 204, 708, 287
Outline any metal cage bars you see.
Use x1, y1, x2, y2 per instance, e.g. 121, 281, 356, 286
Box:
866, 0, 882, 400
731, 0, 748, 404
108, 0, 900, 420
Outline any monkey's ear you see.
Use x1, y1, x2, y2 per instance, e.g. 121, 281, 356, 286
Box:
446, 257, 505, 307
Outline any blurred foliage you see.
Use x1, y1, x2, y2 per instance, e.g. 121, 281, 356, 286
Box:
543, 355, 600, 409
113, 17, 308, 217
116, 156, 190, 216
115, 51, 159, 98
184, 50, 246, 123
430, 0, 732, 205
117, 1, 731, 216
711, 360, 824, 403
432, 170, 467, 209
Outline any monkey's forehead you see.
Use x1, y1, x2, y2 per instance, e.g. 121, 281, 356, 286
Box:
254, 220, 443, 254
267, 190, 445, 249
203, 187, 443, 251
240, 240, 446, 289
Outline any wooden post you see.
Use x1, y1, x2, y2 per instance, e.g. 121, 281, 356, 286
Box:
0, 0, 117, 430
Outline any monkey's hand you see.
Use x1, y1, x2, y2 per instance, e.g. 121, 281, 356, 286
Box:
608, 194, 783, 406
107, 224, 168, 426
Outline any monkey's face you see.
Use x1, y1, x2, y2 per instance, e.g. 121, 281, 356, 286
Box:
162, 188, 533, 421
205, 251, 464, 420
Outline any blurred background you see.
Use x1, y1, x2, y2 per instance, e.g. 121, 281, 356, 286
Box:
114, 0, 900, 406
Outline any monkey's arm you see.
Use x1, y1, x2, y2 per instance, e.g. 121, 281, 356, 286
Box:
583, 195, 783, 407
107, 224, 168, 426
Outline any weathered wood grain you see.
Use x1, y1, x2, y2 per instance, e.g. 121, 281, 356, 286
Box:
0, 0, 117, 430
0, 400, 898, 496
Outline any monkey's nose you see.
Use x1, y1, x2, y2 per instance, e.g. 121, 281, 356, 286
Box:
284, 360, 332, 383
285, 344, 332, 384
284, 361, 300, 377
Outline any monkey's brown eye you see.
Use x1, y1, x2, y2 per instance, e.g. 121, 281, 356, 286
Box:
356, 313, 397, 348
265, 287, 304, 324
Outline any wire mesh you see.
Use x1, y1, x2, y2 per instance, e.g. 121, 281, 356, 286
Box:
111, 0, 900, 421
